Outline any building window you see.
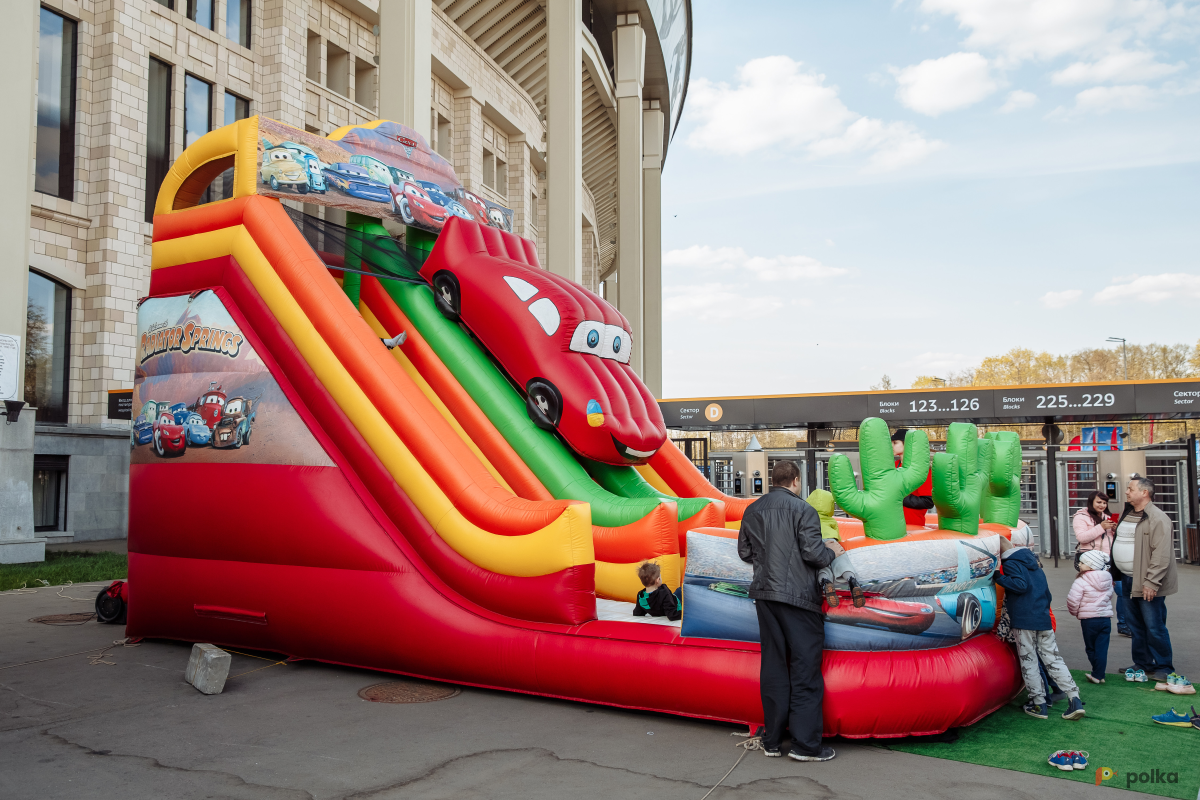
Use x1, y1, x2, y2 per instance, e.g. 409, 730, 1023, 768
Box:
482, 148, 495, 190
326, 41, 349, 96
226, 0, 250, 48
185, 75, 212, 202
436, 114, 452, 161
35, 7, 77, 201
354, 57, 375, 108
146, 58, 173, 222
153, 0, 172, 8
220, 92, 250, 199
306, 31, 321, 82
495, 156, 508, 200
33, 455, 68, 532
530, 192, 538, 231
187, 0, 213, 30
25, 271, 71, 424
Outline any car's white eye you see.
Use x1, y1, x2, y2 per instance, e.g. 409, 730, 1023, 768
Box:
569, 321, 605, 354
601, 324, 632, 364
527, 298, 560, 335
504, 276, 538, 301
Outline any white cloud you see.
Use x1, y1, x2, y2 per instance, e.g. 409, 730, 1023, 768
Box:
900, 351, 974, 373
1094, 273, 1200, 303
892, 52, 999, 115
1040, 289, 1083, 308
999, 89, 1039, 112
1052, 50, 1185, 85
663, 245, 848, 282
1072, 84, 1159, 113
686, 56, 943, 171
917, 0, 1182, 65
662, 284, 809, 320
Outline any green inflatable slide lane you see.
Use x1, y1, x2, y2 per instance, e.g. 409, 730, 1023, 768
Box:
346, 218, 697, 528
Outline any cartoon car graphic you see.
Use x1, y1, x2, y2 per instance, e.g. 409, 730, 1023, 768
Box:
389, 181, 446, 230
935, 585, 997, 640
194, 382, 227, 430
152, 409, 187, 457
323, 162, 392, 203
130, 414, 154, 448
487, 206, 511, 232
824, 597, 937, 636
212, 395, 258, 449
416, 181, 473, 221
454, 189, 492, 226
261, 148, 310, 194
180, 411, 213, 446
349, 154, 414, 188
278, 141, 327, 193
139, 400, 162, 421
419, 217, 666, 465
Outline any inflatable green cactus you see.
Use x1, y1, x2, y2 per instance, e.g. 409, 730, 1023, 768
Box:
932, 423, 994, 535
981, 430, 1021, 527
829, 417, 930, 541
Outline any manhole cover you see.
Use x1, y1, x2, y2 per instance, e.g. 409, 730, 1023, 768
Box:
30, 613, 95, 626
358, 680, 461, 704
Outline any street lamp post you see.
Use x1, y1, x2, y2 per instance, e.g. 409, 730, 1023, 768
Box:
1107, 337, 1127, 380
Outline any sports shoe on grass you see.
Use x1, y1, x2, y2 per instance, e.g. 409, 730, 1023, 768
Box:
1071, 751, 1090, 770
1167, 674, 1195, 695
1192, 707, 1199, 730
1048, 751, 1074, 771
789, 746, 836, 762
1086, 674, 1105, 684
1126, 668, 1147, 682
1023, 700, 1049, 719
1151, 708, 1193, 727
1062, 696, 1086, 720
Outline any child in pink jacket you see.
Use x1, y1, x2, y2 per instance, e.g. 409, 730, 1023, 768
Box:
1067, 549, 1114, 684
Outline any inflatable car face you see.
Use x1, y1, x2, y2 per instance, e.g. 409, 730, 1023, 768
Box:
419, 217, 666, 465
152, 410, 186, 457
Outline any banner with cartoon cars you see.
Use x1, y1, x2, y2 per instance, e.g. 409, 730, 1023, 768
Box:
133, 290, 333, 467
256, 118, 514, 236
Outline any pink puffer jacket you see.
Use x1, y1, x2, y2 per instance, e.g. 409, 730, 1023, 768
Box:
1066, 569, 1114, 620
1073, 507, 1112, 555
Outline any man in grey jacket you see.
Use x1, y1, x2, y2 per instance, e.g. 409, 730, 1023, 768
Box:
1120, 477, 1179, 680
738, 459, 842, 762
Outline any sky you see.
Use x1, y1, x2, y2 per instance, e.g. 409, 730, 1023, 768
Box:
658, 0, 1200, 399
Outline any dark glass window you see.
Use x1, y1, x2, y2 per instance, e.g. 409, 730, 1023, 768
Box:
33, 455, 69, 532
187, 0, 212, 30
227, 0, 251, 48
186, 75, 213, 203
145, 58, 173, 222
35, 8, 77, 200
153, 0, 172, 8
220, 93, 250, 199
25, 271, 71, 424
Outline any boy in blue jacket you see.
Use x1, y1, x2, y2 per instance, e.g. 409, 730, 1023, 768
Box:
994, 538, 1086, 720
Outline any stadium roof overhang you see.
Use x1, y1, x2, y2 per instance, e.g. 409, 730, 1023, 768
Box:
659, 379, 1200, 430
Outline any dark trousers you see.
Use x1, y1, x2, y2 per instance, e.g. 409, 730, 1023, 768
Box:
1116, 592, 1129, 629
1122, 578, 1174, 673
755, 599, 824, 755
1079, 617, 1111, 679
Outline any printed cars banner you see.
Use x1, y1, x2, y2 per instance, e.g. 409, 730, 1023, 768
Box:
132, 290, 334, 467
256, 117, 514, 236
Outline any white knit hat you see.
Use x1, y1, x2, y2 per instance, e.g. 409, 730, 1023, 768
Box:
1078, 549, 1109, 571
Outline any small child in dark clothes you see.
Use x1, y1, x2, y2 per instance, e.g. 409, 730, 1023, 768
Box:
633, 562, 681, 621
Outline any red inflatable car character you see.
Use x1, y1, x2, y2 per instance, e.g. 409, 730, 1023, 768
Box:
419, 217, 666, 465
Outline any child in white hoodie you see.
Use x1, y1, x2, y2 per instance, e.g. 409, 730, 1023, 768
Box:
1066, 549, 1114, 684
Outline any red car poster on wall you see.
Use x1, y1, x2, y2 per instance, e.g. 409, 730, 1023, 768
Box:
256, 118, 514, 236
132, 290, 334, 467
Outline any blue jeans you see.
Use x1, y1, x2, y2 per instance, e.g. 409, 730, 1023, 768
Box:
1122, 577, 1174, 673
1116, 592, 1129, 629
1080, 617, 1111, 679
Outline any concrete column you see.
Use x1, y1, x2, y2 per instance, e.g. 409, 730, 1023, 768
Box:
506, 134, 530, 235
379, 0, 432, 139
0, 0, 37, 404
260, 0, 308, 128
642, 101, 664, 398
546, 0, 583, 282
452, 89, 483, 190
614, 13, 645, 375
0, 413, 42, 563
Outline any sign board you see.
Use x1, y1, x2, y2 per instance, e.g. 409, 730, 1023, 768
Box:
0, 334, 18, 401
107, 389, 133, 420
660, 379, 1200, 430
256, 118, 514, 236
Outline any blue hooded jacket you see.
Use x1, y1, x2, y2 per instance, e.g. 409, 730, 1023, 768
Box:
993, 547, 1053, 631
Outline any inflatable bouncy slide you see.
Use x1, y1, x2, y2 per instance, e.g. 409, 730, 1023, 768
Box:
129, 116, 1021, 738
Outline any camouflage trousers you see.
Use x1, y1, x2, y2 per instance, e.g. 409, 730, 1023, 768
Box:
1015, 629, 1078, 705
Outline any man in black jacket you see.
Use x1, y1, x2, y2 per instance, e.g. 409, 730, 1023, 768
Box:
738, 459, 841, 761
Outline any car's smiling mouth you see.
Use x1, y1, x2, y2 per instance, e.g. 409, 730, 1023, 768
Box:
612, 435, 656, 461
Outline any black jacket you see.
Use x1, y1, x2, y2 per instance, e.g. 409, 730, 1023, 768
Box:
633, 584, 681, 621
738, 487, 835, 612
993, 547, 1053, 631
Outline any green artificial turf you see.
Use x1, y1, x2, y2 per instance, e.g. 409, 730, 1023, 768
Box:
885, 670, 1199, 798
0, 551, 127, 592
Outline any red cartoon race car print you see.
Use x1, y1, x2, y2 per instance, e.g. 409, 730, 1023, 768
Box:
824, 597, 937, 636
152, 409, 187, 457
419, 217, 666, 465
390, 181, 446, 231
194, 382, 227, 430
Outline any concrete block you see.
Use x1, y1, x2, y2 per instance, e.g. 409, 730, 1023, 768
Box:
0, 538, 46, 564
184, 643, 231, 695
